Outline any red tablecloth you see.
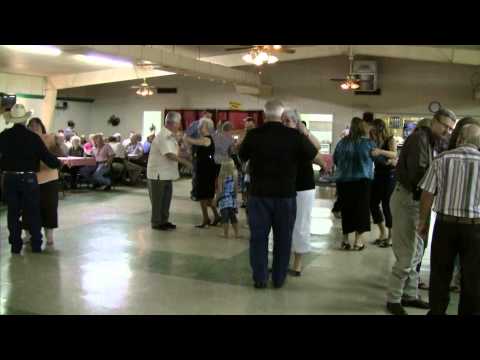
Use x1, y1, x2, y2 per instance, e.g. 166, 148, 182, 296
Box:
59, 157, 96, 168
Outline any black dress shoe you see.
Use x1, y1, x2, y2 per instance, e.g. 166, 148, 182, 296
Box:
165, 222, 177, 229
11, 246, 22, 254
104, 185, 112, 191
273, 281, 285, 289
31, 247, 43, 253
152, 224, 171, 231
254, 282, 267, 289
401, 297, 430, 309
386, 302, 408, 315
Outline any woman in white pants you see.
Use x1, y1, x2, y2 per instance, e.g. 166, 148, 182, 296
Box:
282, 110, 325, 276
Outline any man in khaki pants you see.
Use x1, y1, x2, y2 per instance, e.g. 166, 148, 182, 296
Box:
386, 109, 456, 315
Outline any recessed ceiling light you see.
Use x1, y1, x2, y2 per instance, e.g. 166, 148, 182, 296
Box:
3, 45, 62, 56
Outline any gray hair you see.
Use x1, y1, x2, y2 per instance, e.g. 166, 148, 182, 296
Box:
264, 99, 285, 119
282, 109, 301, 125
165, 111, 182, 125
220, 121, 233, 133
434, 108, 457, 123
199, 117, 215, 134
457, 124, 480, 148
71, 135, 81, 145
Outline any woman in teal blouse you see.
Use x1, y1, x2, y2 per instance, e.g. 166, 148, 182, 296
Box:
334, 117, 385, 250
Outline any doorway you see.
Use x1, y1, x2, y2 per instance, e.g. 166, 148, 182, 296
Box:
142, 111, 162, 139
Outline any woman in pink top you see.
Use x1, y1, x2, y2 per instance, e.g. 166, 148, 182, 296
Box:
22, 118, 64, 246
83, 134, 95, 156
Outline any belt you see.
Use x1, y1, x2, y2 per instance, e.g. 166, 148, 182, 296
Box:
2, 171, 36, 175
437, 213, 480, 225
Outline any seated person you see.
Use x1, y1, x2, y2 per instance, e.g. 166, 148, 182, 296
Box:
108, 135, 127, 159
55, 133, 69, 156
79, 134, 115, 191
125, 133, 145, 184
67, 136, 85, 189
108, 135, 127, 182
83, 134, 95, 156
143, 134, 155, 156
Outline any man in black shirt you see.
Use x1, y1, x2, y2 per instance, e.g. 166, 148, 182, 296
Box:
239, 99, 325, 289
0, 104, 61, 254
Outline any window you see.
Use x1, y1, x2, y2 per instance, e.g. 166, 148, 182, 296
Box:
142, 111, 162, 139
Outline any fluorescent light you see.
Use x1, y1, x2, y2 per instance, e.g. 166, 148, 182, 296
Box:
73, 54, 133, 68
3, 45, 62, 56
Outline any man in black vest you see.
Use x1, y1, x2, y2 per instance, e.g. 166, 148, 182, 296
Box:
0, 104, 61, 254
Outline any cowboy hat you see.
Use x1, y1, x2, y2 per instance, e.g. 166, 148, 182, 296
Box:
3, 103, 32, 124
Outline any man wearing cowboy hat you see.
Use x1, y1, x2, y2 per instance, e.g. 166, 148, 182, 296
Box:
0, 103, 61, 254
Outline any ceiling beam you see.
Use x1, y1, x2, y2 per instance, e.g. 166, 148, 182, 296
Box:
48, 68, 174, 90
84, 45, 263, 88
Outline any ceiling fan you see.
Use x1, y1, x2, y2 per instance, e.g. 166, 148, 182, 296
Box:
225, 45, 296, 54
330, 47, 368, 90
131, 78, 156, 96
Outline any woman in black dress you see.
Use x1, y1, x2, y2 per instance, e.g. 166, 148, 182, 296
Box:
184, 118, 221, 228
369, 119, 398, 248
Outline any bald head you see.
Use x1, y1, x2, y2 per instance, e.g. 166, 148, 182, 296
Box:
457, 124, 480, 148
264, 99, 285, 122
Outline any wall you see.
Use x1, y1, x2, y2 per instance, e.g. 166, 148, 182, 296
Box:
51, 101, 93, 135
0, 72, 46, 132
57, 56, 480, 147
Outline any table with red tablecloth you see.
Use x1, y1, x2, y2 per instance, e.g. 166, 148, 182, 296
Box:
58, 157, 96, 168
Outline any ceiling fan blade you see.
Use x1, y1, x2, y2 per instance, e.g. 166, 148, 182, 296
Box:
278, 48, 296, 54
225, 46, 254, 52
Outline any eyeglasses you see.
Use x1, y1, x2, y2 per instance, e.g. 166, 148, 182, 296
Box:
435, 118, 455, 133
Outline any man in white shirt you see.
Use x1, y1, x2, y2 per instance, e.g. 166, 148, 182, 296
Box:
147, 112, 192, 231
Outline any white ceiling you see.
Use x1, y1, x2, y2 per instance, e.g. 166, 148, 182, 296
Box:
1, 45, 479, 90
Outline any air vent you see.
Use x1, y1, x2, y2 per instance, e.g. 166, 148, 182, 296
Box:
354, 89, 382, 96
156, 88, 178, 94
55, 101, 68, 110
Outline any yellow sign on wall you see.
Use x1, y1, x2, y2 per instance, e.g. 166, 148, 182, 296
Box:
229, 101, 241, 110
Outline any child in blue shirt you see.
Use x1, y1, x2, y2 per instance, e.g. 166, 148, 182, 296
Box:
216, 160, 239, 238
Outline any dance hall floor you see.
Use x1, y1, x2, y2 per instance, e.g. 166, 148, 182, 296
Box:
0, 180, 459, 315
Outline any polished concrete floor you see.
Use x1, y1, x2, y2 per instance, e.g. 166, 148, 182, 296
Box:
0, 180, 459, 315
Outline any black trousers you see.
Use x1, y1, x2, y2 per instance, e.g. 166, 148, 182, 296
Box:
370, 173, 396, 228
22, 180, 59, 229
247, 196, 296, 286
4, 173, 42, 251
336, 180, 372, 235
429, 219, 480, 315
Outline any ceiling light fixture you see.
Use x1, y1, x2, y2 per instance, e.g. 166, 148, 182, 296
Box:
243, 48, 279, 66
74, 54, 133, 68
3, 45, 62, 56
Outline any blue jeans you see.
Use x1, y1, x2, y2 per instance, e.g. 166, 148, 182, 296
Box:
247, 196, 297, 286
4, 173, 42, 251
80, 164, 111, 186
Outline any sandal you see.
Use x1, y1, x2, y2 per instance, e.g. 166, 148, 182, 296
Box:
288, 269, 302, 277
379, 239, 392, 248
341, 242, 351, 250
353, 244, 366, 251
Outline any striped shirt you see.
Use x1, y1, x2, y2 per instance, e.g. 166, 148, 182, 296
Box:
419, 145, 480, 218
